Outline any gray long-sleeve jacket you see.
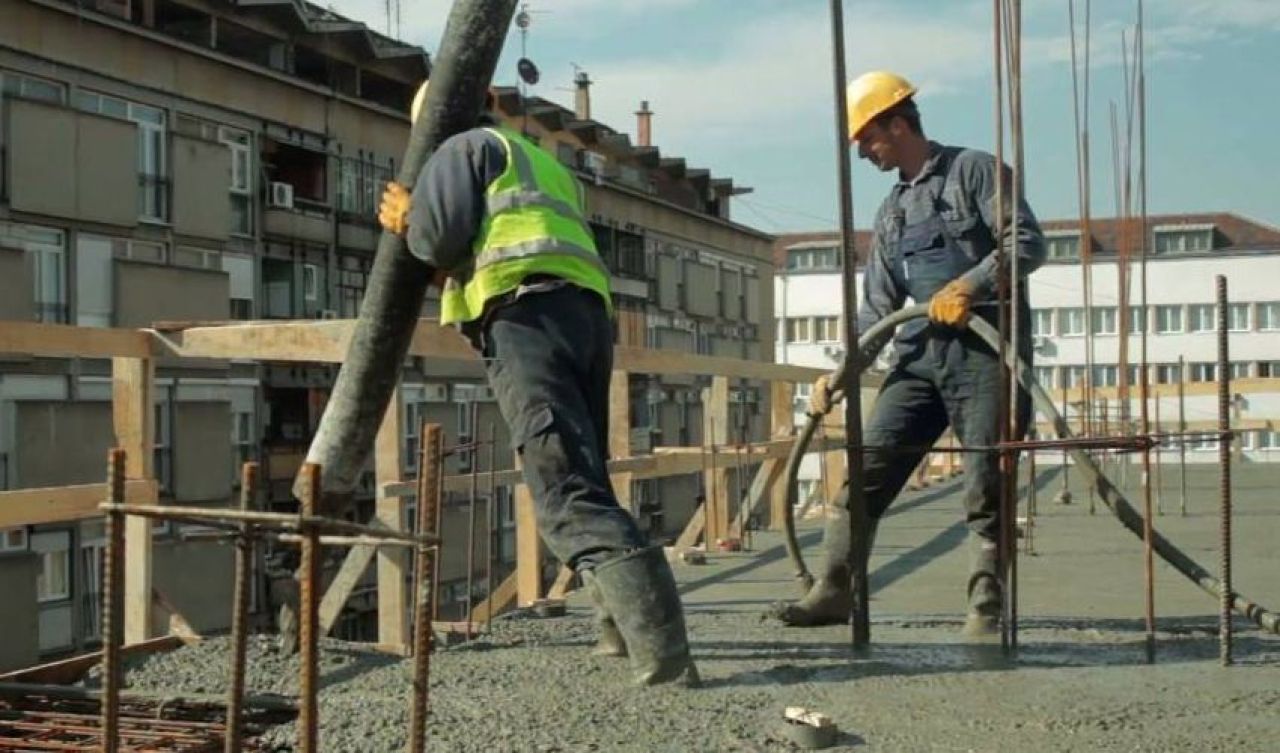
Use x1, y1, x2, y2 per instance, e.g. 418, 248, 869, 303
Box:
404, 125, 508, 273
856, 142, 1046, 337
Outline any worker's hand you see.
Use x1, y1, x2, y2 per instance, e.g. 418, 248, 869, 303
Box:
928, 278, 975, 328
378, 181, 411, 236
807, 374, 844, 417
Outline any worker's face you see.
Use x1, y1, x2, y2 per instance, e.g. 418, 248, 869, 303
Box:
853, 119, 900, 172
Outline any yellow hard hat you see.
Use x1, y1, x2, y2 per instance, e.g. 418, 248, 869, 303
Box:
846, 71, 917, 140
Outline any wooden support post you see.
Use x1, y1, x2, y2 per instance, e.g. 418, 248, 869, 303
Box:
112, 357, 154, 645
375, 388, 408, 648
609, 369, 633, 516
703, 376, 730, 545
515, 481, 541, 606
769, 380, 795, 530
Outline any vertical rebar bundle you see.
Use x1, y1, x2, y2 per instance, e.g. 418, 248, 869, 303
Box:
1216, 276, 1233, 666
486, 421, 497, 633
466, 403, 480, 638
100, 448, 127, 753
297, 463, 322, 753
226, 462, 259, 753
409, 424, 444, 752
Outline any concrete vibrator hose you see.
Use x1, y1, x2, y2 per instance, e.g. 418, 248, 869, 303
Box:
780, 303, 1280, 635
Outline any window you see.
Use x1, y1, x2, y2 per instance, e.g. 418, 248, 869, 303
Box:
457, 399, 475, 473
221, 127, 253, 235
1061, 366, 1086, 388
302, 263, 320, 303
154, 399, 172, 493
1154, 305, 1184, 334
1126, 365, 1145, 387
1229, 303, 1251, 332
814, 316, 840, 343
1188, 304, 1215, 333
1059, 308, 1085, 336
223, 253, 254, 320
1091, 365, 1118, 387
336, 155, 393, 221
1, 71, 66, 102
1155, 363, 1182, 384
1258, 302, 1280, 331
785, 317, 812, 343
232, 411, 255, 484
113, 238, 166, 264
1257, 431, 1280, 450
1045, 233, 1080, 260
1230, 362, 1250, 380
1091, 307, 1117, 336
1257, 361, 1280, 378
786, 246, 840, 272
80, 539, 105, 641
1189, 362, 1216, 383
336, 254, 369, 318
1031, 309, 1053, 337
404, 400, 423, 473
1154, 228, 1212, 254
0, 222, 67, 323
1128, 306, 1147, 334
173, 246, 221, 270
77, 92, 169, 222
32, 530, 71, 603
0, 527, 27, 552
1033, 366, 1055, 389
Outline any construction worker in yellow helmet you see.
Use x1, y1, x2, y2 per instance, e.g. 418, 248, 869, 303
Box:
769, 71, 1046, 636
379, 80, 698, 686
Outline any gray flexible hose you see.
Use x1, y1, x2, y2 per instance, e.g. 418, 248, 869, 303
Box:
781, 305, 1279, 635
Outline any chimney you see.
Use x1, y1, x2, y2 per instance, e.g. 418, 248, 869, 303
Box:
635, 100, 653, 147
573, 70, 592, 120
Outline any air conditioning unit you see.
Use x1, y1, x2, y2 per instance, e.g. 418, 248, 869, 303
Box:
1032, 335, 1051, 351
822, 345, 845, 359
268, 181, 294, 209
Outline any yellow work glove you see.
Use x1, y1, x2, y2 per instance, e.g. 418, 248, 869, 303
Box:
928, 278, 975, 328
807, 374, 844, 417
378, 181, 411, 236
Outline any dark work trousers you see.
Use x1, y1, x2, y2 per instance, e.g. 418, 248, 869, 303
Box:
838, 327, 1032, 542
481, 284, 648, 572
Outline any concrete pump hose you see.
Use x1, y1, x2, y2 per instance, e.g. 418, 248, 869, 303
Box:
781, 304, 1280, 635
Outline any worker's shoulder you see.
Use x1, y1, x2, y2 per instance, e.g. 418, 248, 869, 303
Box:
437, 126, 506, 155
942, 144, 998, 171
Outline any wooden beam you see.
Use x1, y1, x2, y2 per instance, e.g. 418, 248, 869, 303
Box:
0, 480, 156, 528
0, 321, 151, 359
730, 455, 785, 539
151, 587, 201, 642
703, 376, 730, 545
0, 635, 185, 686
319, 544, 377, 636
547, 566, 575, 600
112, 357, 154, 645
374, 389, 408, 648
514, 480, 541, 606
615, 345, 831, 382
607, 369, 632, 594
673, 503, 706, 550
151, 319, 478, 364
1054, 378, 1280, 402
468, 570, 517, 623
769, 381, 795, 530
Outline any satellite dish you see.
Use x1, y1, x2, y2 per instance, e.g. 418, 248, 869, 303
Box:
517, 58, 540, 86
515, 10, 531, 29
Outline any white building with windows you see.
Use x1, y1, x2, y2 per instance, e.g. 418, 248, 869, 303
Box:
776, 213, 1280, 479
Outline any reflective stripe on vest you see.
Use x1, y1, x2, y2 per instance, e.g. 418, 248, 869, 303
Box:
483, 141, 587, 225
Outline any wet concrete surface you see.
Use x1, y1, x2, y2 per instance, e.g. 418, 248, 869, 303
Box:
124, 463, 1280, 751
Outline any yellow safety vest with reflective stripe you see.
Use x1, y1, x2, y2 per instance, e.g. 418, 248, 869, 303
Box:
439, 127, 612, 325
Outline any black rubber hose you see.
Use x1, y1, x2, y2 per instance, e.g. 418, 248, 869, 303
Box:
781, 305, 1280, 635
295, 0, 519, 511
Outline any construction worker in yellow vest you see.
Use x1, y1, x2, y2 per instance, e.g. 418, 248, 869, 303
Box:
379, 82, 698, 686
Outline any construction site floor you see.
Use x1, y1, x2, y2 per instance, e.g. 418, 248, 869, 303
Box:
123, 463, 1280, 751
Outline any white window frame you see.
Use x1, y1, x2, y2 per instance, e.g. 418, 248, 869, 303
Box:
1229, 303, 1251, 333
1187, 304, 1215, 333
1154, 305, 1184, 334
1258, 302, 1280, 332
1031, 309, 1054, 337
220, 126, 253, 236
33, 530, 72, 604
302, 263, 320, 303
1, 527, 28, 552
1090, 306, 1117, 336
1059, 308, 1085, 337
1045, 232, 1080, 260
77, 91, 169, 223
1189, 362, 1217, 383
814, 316, 840, 343
1128, 306, 1147, 334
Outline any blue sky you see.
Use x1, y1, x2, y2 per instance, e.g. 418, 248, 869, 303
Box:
330, 0, 1279, 233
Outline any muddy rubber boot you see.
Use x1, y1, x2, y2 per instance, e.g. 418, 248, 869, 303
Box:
963, 534, 1002, 637
768, 512, 878, 628
581, 571, 627, 657
590, 547, 699, 686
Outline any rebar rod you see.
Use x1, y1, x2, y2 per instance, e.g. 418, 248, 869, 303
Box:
297, 463, 321, 753
1216, 276, 1234, 666
409, 424, 443, 752
826, 0, 870, 650
1178, 355, 1189, 515
485, 421, 496, 631
100, 449, 127, 753
225, 462, 258, 753
97, 504, 439, 546
466, 402, 479, 637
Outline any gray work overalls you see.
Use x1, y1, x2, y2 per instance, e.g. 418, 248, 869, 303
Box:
837, 157, 1032, 544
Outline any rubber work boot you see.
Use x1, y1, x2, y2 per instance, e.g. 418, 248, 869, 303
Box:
768, 509, 878, 627
589, 546, 699, 686
963, 533, 1002, 637
581, 570, 627, 657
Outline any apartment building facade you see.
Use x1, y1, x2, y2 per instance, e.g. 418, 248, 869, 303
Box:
775, 213, 1280, 502
0, 0, 774, 666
